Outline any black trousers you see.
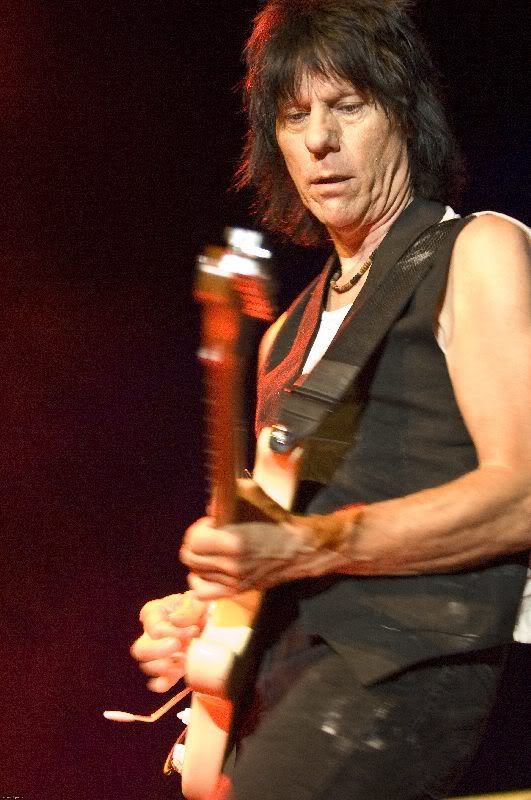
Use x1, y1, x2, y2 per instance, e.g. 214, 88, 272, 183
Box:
225, 626, 506, 800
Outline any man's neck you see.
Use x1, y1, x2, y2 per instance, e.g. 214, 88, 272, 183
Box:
332, 190, 413, 266
325, 191, 414, 311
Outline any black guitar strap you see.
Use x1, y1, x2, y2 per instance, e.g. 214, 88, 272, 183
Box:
270, 206, 472, 453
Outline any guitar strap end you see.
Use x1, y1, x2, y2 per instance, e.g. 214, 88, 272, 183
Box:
269, 361, 361, 452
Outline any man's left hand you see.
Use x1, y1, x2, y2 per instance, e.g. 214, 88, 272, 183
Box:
179, 515, 351, 600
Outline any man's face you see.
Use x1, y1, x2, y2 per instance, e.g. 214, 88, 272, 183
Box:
276, 73, 411, 249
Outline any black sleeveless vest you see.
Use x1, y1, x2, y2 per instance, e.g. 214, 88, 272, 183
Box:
254, 198, 528, 686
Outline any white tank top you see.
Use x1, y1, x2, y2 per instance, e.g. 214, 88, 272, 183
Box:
302, 303, 351, 374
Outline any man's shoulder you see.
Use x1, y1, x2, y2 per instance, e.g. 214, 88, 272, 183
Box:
469, 210, 529, 233
459, 210, 530, 244
452, 211, 530, 271
441, 207, 529, 239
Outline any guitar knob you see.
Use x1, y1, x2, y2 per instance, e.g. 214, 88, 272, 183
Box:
269, 424, 297, 454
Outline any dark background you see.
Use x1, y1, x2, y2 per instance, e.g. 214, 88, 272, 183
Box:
1, 2, 529, 798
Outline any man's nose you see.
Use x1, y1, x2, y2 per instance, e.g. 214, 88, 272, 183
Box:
304, 106, 340, 157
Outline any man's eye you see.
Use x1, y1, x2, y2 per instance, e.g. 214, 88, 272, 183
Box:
337, 103, 363, 115
284, 111, 308, 124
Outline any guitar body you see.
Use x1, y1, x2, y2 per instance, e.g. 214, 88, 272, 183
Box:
180, 466, 301, 799
180, 692, 232, 800
181, 596, 257, 800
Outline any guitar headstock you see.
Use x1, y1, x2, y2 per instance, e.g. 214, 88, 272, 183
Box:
195, 228, 275, 331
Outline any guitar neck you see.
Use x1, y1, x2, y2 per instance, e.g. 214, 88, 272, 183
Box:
194, 232, 275, 528
200, 302, 243, 527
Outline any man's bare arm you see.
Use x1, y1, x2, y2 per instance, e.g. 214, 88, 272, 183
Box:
332, 214, 531, 574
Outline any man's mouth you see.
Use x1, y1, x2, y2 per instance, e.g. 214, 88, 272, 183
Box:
312, 175, 349, 184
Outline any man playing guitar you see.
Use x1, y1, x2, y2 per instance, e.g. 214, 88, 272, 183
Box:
131, 2, 531, 798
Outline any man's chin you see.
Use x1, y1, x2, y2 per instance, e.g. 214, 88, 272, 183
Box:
311, 207, 362, 236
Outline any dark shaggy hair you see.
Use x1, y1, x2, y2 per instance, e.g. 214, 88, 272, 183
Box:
236, 0, 465, 245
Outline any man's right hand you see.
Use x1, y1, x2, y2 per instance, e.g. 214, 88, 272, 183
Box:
130, 592, 207, 693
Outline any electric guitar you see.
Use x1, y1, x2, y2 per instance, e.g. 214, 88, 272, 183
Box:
178, 228, 296, 800
103, 229, 302, 797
